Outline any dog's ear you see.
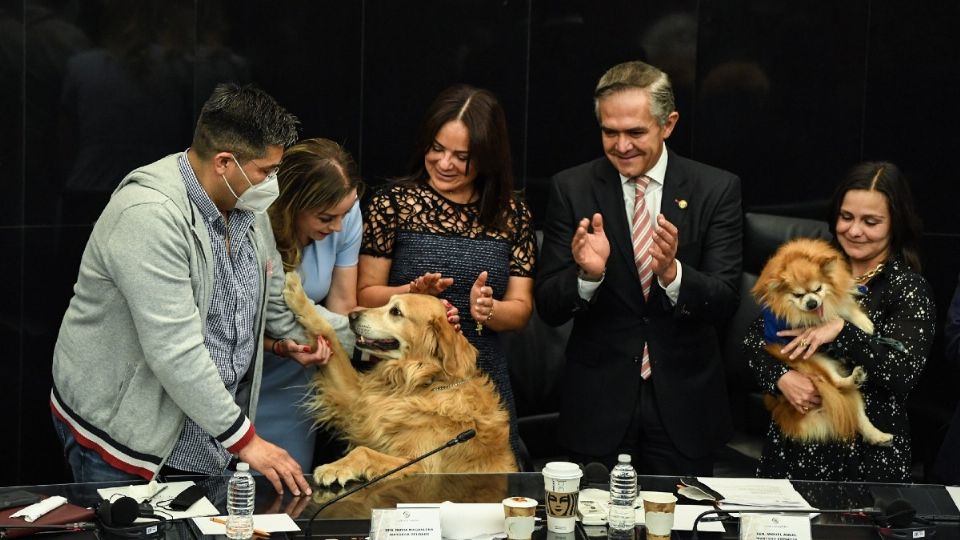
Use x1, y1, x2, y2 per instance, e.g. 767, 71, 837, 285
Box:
751, 275, 780, 301
818, 253, 840, 272
428, 316, 476, 379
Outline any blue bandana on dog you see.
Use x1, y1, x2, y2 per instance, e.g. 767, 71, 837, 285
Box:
762, 307, 792, 345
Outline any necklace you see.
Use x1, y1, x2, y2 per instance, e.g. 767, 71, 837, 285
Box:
854, 262, 885, 284
431, 378, 472, 392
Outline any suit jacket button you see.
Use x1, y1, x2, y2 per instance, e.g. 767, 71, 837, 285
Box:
633, 356, 641, 363
641, 316, 650, 324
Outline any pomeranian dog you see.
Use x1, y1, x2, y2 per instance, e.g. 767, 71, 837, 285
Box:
751, 238, 893, 446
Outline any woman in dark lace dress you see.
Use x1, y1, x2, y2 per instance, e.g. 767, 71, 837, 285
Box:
746, 161, 936, 482
357, 85, 537, 463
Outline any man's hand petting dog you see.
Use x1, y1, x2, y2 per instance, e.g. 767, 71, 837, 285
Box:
238, 435, 312, 496
777, 370, 822, 414
778, 319, 845, 360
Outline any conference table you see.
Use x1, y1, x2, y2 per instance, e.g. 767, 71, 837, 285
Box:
2, 473, 959, 540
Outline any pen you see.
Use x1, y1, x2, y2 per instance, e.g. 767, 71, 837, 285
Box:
144, 485, 168, 503
209, 517, 270, 537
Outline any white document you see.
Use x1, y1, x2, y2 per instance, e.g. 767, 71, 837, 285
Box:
947, 486, 960, 513
740, 513, 812, 540
370, 507, 442, 540
97, 481, 218, 519
394, 502, 506, 540
192, 513, 300, 535
696, 477, 812, 509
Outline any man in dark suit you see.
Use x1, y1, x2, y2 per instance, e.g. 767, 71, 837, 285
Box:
535, 61, 743, 475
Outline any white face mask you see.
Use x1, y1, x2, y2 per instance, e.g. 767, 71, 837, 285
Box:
222, 155, 280, 213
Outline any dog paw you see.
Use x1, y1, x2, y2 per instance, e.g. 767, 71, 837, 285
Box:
313, 463, 364, 487
869, 432, 894, 447
851, 366, 867, 387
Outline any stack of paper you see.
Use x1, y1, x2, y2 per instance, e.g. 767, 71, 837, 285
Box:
694, 477, 814, 513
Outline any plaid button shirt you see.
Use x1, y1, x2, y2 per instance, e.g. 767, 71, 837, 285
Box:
166, 151, 261, 473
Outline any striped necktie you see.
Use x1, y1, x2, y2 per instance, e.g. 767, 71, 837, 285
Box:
631, 175, 654, 379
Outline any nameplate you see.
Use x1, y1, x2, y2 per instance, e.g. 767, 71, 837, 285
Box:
740, 514, 811, 540
370, 507, 442, 540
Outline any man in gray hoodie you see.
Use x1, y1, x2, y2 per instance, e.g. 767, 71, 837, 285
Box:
50, 83, 328, 496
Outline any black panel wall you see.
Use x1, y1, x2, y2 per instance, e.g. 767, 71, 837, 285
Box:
2, 0, 958, 486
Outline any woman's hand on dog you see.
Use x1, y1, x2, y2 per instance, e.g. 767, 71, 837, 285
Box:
778, 319, 845, 359
286, 336, 333, 366
777, 370, 822, 414
238, 435, 312, 496
440, 299, 462, 333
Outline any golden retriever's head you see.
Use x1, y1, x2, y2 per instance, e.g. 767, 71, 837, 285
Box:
348, 294, 478, 379
751, 238, 856, 326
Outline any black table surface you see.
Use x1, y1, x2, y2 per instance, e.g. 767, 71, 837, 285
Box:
2, 473, 959, 540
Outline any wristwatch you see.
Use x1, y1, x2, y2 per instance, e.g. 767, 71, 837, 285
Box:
577, 268, 605, 282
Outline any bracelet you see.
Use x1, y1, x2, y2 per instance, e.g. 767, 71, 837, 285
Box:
272, 338, 286, 357
476, 301, 494, 335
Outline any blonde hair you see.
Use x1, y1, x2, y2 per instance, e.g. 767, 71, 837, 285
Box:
269, 138, 364, 271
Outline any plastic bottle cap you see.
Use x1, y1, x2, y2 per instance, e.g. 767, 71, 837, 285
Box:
617, 454, 631, 463
236, 462, 250, 472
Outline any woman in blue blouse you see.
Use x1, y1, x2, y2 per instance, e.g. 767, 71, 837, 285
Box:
259, 138, 364, 471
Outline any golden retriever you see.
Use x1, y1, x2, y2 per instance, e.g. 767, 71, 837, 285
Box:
752, 238, 892, 446
283, 273, 518, 486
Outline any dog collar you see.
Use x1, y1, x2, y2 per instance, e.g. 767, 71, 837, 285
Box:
431, 378, 472, 392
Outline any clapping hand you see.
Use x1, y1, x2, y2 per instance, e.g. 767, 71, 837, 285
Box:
649, 214, 679, 285
572, 213, 609, 278
470, 271, 495, 325
408, 272, 454, 296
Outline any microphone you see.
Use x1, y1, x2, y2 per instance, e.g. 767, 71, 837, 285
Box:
582, 462, 610, 488
304, 429, 477, 540
690, 506, 884, 539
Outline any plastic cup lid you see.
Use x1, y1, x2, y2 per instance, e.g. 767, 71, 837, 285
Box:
542, 461, 583, 479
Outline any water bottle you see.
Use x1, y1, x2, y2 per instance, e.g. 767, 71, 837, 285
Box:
607, 454, 637, 531
226, 462, 255, 540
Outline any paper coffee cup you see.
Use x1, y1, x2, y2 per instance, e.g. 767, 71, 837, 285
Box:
541, 462, 582, 533
502, 497, 537, 540
640, 492, 677, 540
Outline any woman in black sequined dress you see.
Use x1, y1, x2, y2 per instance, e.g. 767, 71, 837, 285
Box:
746, 161, 936, 482
357, 85, 537, 464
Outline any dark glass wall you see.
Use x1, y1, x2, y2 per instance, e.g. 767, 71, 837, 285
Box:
2, 0, 959, 485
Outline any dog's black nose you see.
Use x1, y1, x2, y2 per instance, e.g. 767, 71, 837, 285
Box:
805, 298, 820, 310
349, 311, 361, 322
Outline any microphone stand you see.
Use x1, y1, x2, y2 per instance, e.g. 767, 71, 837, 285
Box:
304, 429, 477, 540
690, 506, 881, 540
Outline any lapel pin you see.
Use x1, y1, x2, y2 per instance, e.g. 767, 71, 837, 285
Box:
676, 199, 688, 209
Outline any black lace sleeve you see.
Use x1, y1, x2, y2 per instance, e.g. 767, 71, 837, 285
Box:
509, 197, 537, 278
361, 186, 397, 258
830, 268, 935, 396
